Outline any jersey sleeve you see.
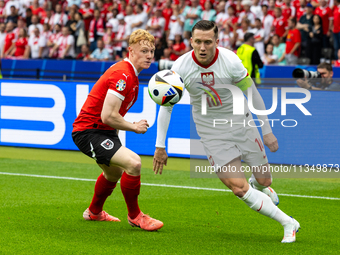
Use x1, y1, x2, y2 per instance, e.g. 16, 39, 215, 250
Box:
228, 52, 248, 85
107, 71, 131, 101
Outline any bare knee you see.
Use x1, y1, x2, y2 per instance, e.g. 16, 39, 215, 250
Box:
231, 185, 248, 197
125, 156, 142, 176
256, 177, 272, 187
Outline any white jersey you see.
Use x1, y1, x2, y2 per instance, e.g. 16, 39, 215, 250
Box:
171, 47, 251, 140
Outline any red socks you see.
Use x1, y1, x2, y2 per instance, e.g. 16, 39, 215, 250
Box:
89, 173, 117, 215
120, 172, 141, 219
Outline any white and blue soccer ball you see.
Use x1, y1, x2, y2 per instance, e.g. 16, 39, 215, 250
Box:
148, 70, 184, 106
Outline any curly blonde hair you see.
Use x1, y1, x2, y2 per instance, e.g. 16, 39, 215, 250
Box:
129, 29, 155, 46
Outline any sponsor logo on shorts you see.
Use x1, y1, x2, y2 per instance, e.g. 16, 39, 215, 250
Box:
101, 139, 114, 150
116, 79, 126, 91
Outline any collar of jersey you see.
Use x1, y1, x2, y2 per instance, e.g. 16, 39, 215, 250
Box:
192, 48, 219, 69
124, 58, 139, 76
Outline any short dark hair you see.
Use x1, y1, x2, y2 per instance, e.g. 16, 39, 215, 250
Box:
289, 17, 297, 25
192, 20, 218, 39
244, 32, 254, 42
317, 62, 333, 72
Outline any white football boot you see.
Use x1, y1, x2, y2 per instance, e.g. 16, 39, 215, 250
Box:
281, 217, 300, 243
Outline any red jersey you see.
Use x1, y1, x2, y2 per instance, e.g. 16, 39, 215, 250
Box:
73, 59, 139, 133
14, 37, 28, 57
162, 7, 173, 31
281, 4, 296, 20
333, 4, 340, 33
296, 7, 306, 21
286, 28, 301, 57
334, 60, 340, 67
79, 8, 94, 31
314, 6, 333, 35
30, 6, 44, 17
4, 32, 16, 53
170, 42, 186, 61
273, 16, 287, 37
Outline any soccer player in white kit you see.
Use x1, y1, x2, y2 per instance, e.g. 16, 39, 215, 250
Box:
153, 20, 300, 243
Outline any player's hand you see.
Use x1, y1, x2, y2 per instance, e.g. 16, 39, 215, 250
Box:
133, 119, 149, 134
153, 147, 168, 175
263, 133, 278, 152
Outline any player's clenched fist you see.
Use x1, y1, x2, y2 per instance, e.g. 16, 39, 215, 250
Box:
133, 119, 149, 134
263, 133, 279, 152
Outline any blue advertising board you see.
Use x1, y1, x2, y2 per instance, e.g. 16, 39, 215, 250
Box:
0, 79, 339, 166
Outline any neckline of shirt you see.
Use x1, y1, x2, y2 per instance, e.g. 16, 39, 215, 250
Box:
124, 57, 139, 76
192, 48, 219, 69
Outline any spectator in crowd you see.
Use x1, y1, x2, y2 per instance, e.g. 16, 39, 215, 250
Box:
41, 8, 53, 26
41, 23, 52, 42
234, 0, 244, 17
107, 8, 119, 33
74, 12, 85, 52
238, 0, 256, 26
6, 5, 19, 24
281, 0, 296, 21
66, 8, 77, 36
146, 8, 165, 38
79, 0, 94, 32
218, 21, 234, 49
51, 3, 68, 28
225, 5, 238, 32
0, 22, 5, 56
154, 36, 165, 61
215, 1, 228, 30
7, 27, 28, 59
169, 34, 186, 61
30, 0, 44, 17
28, 15, 43, 36
25, 8, 32, 27
262, 43, 278, 64
103, 23, 115, 58
2, 21, 16, 57
130, 4, 148, 32
162, 0, 172, 38
314, 0, 333, 48
182, 0, 202, 33
76, 43, 90, 60
27, 27, 48, 59
49, 26, 75, 59
297, 3, 313, 58
0, 1, 5, 24
261, 4, 274, 44
251, 0, 262, 19
89, 38, 109, 61
89, 9, 106, 51
267, 0, 276, 16
285, 17, 301, 65
296, 0, 306, 21
272, 34, 286, 65
309, 15, 323, 65
272, 7, 288, 41
168, 4, 184, 41
13, 17, 26, 37
96, 0, 109, 21
67, 0, 82, 10
297, 63, 340, 91
47, 23, 62, 58
251, 18, 265, 58
5, 0, 20, 17
237, 32, 263, 84
333, 0, 340, 59
113, 13, 130, 59
124, 5, 135, 33
235, 18, 251, 48
201, 0, 216, 22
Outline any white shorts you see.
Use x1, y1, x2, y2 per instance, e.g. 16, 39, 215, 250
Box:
201, 126, 268, 168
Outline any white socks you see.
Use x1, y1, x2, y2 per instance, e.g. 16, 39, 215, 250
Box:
241, 186, 292, 226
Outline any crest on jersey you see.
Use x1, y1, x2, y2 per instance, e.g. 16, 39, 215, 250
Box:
116, 79, 126, 91
201, 72, 215, 86
101, 139, 114, 150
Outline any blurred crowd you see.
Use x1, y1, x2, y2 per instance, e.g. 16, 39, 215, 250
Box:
0, 0, 339, 66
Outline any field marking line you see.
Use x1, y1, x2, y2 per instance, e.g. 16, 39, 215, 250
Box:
1, 171, 340, 201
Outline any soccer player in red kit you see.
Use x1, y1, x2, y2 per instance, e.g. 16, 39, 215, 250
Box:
72, 29, 163, 231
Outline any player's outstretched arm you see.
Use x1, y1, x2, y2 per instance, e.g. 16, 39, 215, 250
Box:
101, 93, 149, 133
244, 82, 278, 152
153, 105, 174, 174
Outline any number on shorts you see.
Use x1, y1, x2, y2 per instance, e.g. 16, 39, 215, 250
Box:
255, 138, 264, 152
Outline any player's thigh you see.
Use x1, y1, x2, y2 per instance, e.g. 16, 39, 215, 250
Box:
98, 164, 124, 182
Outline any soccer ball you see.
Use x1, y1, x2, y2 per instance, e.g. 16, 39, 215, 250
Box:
148, 70, 184, 106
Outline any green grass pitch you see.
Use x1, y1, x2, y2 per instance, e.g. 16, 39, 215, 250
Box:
0, 146, 340, 254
